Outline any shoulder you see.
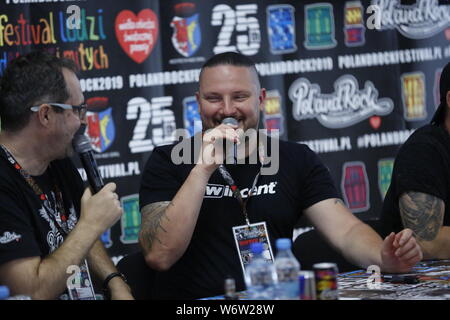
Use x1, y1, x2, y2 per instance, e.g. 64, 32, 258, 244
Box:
397, 124, 447, 158
278, 139, 320, 164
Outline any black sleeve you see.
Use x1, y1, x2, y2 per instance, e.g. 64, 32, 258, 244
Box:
298, 145, 339, 210
392, 142, 447, 201
139, 146, 183, 210
0, 187, 41, 265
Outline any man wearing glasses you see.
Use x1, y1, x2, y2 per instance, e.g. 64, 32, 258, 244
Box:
0, 51, 133, 300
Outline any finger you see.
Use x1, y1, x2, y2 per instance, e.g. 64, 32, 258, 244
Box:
398, 244, 422, 261
81, 187, 92, 201
383, 232, 396, 251
394, 239, 416, 257
103, 182, 117, 192
397, 229, 413, 246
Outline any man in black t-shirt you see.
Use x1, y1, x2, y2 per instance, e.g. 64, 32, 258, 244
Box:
0, 52, 132, 299
139, 52, 423, 299
380, 61, 450, 260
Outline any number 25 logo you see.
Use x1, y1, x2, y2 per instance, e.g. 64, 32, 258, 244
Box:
211, 4, 261, 56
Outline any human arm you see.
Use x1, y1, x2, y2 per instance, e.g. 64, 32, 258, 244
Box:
305, 198, 422, 273
0, 183, 122, 299
399, 191, 450, 259
139, 126, 239, 271
86, 239, 133, 300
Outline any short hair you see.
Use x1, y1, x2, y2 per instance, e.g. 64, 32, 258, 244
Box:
0, 51, 77, 132
199, 51, 260, 85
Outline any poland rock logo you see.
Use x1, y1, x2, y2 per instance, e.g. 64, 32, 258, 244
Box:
372, 0, 450, 39
289, 75, 394, 129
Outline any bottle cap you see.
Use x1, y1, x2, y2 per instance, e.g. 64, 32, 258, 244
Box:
276, 238, 291, 250
0, 286, 10, 299
250, 242, 263, 254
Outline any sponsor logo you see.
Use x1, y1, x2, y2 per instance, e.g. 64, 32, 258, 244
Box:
85, 97, 115, 153
183, 96, 202, 137
263, 90, 285, 136
378, 158, 394, 200
204, 182, 277, 199
344, 1, 365, 47
120, 194, 141, 244
0, 231, 21, 244
171, 2, 201, 57
267, 4, 297, 54
401, 72, 427, 121
372, 0, 450, 39
289, 75, 394, 129
115, 9, 159, 63
304, 3, 337, 50
341, 162, 370, 213
101, 229, 113, 248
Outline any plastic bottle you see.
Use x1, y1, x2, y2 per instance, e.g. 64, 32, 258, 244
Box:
274, 238, 301, 300
0, 286, 9, 300
244, 242, 278, 300
0, 285, 32, 300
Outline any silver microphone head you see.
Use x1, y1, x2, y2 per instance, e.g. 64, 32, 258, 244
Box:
221, 117, 238, 126
72, 134, 93, 153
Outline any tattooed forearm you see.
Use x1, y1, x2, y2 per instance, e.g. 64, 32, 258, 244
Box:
399, 192, 444, 241
139, 201, 172, 250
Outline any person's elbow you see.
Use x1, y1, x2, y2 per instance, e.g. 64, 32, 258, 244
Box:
142, 249, 175, 272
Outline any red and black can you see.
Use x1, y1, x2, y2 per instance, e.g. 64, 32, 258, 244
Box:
313, 263, 339, 300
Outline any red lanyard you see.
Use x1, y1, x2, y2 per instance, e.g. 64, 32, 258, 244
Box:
0, 144, 70, 235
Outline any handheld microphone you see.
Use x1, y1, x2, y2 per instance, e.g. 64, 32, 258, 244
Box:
73, 134, 104, 194
221, 117, 238, 164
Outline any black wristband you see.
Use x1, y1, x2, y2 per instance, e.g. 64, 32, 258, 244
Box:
102, 272, 127, 299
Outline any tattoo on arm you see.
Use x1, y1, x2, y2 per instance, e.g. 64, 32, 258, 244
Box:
139, 201, 173, 250
399, 192, 444, 241
334, 198, 346, 207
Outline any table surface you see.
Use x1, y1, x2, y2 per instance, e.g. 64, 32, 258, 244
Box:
338, 259, 450, 300
202, 259, 450, 300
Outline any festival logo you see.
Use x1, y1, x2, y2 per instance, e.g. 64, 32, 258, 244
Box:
344, 1, 365, 47
115, 9, 159, 63
183, 96, 202, 137
371, 0, 450, 39
101, 229, 113, 248
378, 158, 394, 200
341, 162, 370, 213
171, 2, 201, 57
263, 90, 285, 136
120, 194, 141, 244
267, 4, 297, 54
85, 97, 115, 153
304, 3, 337, 50
401, 72, 427, 121
289, 75, 394, 129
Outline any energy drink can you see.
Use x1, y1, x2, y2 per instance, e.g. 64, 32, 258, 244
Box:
298, 270, 316, 300
313, 263, 339, 300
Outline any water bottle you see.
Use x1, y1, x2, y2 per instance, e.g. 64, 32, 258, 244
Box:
0, 285, 32, 300
244, 242, 278, 300
0, 286, 9, 300
274, 238, 301, 300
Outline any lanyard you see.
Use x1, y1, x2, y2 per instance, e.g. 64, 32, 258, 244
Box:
0, 144, 70, 235
217, 141, 266, 226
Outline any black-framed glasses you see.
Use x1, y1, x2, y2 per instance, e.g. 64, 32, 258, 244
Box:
30, 103, 87, 119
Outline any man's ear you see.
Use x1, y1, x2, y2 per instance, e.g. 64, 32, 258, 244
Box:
446, 90, 450, 110
36, 104, 52, 127
258, 88, 267, 112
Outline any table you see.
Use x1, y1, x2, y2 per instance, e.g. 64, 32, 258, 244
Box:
338, 259, 450, 300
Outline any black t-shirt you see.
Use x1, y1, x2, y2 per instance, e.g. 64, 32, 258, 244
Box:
139, 139, 338, 299
380, 124, 450, 236
0, 148, 83, 267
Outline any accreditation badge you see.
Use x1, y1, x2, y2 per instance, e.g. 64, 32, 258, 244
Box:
67, 259, 96, 300
232, 222, 275, 277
